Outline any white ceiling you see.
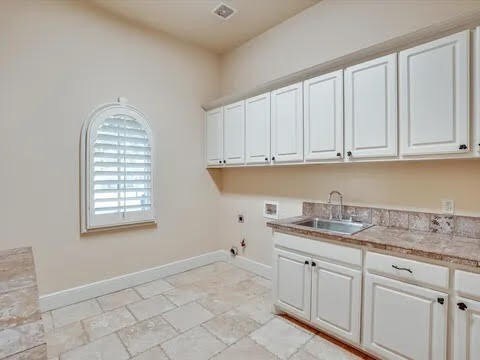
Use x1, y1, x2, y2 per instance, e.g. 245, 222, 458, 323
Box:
90, 0, 320, 53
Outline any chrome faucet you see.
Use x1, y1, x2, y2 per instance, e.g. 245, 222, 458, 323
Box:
328, 190, 343, 220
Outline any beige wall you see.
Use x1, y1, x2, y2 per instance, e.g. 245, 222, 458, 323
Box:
220, 0, 480, 94
218, 0, 480, 267
0, 0, 221, 294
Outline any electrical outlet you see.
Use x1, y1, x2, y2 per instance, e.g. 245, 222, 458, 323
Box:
441, 199, 454, 215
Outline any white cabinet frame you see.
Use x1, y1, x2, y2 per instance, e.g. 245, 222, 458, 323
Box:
304, 70, 344, 161
344, 54, 398, 159
245, 93, 271, 164
205, 107, 224, 167
223, 100, 245, 165
271, 82, 304, 163
399, 30, 470, 156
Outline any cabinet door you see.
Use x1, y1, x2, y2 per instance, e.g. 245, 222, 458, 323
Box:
475, 27, 480, 156
310, 258, 361, 344
273, 248, 311, 320
271, 83, 303, 163
363, 273, 447, 360
223, 101, 245, 165
205, 107, 223, 167
344, 54, 398, 159
399, 30, 470, 156
454, 297, 480, 360
245, 93, 271, 164
304, 70, 344, 161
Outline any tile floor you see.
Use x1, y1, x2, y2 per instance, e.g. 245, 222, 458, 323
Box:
43, 262, 369, 359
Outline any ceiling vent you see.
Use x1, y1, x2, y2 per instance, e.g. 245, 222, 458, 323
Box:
212, 3, 236, 20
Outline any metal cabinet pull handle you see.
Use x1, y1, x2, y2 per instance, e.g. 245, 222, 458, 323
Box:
304, 260, 309, 265
392, 264, 413, 273
457, 302, 468, 311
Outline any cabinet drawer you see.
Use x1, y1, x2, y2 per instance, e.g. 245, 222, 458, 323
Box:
274, 232, 362, 267
455, 270, 480, 300
365, 252, 449, 289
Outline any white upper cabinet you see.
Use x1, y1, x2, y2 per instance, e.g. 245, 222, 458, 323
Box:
304, 70, 344, 161
245, 93, 271, 164
399, 31, 470, 156
475, 27, 480, 155
223, 100, 245, 165
271, 82, 304, 163
344, 54, 398, 159
205, 107, 223, 167
363, 273, 447, 360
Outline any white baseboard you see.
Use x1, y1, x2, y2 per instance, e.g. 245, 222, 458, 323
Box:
39, 250, 227, 312
224, 251, 272, 279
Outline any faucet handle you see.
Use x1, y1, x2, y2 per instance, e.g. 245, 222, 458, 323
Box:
350, 215, 362, 223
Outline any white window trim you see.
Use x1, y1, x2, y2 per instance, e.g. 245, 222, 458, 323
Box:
80, 100, 156, 233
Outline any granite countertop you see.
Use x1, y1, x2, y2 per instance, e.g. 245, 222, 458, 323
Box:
0, 247, 46, 359
267, 216, 480, 269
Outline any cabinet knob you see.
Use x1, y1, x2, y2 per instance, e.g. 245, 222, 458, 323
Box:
457, 302, 468, 311
304, 260, 309, 265
336, 152, 341, 157
223, 160, 226, 164
218, 160, 222, 164
459, 144, 467, 150
347, 151, 352, 157
272, 156, 276, 161
265, 157, 268, 161
437, 297, 445, 305
311, 261, 316, 267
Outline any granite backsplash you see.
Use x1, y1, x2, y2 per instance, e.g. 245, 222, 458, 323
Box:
303, 202, 480, 238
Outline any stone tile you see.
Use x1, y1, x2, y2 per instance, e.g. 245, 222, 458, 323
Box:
430, 214, 454, 234
51, 300, 101, 328
371, 208, 389, 226
235, 293, 274, 324
250, 275, 272, 289
42, 312, 53, 332
0, 320, 45, 358
135, 279, 173, 299
130, 346, 168, 360
200, 262, 235, 273
46, 321, 87, 358
290, 349, 318, 360
249, 317, 313, 360
60, 334, 129, 360
343, 206, 372, 223
0, 286, 41, 330
408, 212, 431, 232
117, 315, 177, 356
211, 337, 277, 360
164, 284, 206, 306
4, 344, 47, 360
127, 294, 176, 321
303, 335, 362, 359
165, 265, 221, 287
196, 267, 254, 292
388, 210, 409, 229
455, 216, 480, 238
161, 326, 226, 360
203, 309, 260, 345
97, 289, 141, 312
82, 307, 136, 340
163, 302, 214, 332
229, 277, 270, 298
0, 248, 36, 295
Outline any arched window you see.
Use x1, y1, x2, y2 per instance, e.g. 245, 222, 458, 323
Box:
81, 99, 155, 232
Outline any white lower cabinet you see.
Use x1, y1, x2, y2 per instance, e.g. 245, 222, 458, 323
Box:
273, 248, 311, 321
454, 297, 480, 360
310, 258, 361, 343
363, 273, 448, 360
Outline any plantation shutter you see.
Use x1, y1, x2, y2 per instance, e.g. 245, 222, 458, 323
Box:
87, 108, 154, 229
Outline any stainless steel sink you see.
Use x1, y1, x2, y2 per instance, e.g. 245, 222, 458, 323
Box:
294, 218, 372, 235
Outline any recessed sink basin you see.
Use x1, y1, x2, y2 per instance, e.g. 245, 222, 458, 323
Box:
294, 218, 373, 235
